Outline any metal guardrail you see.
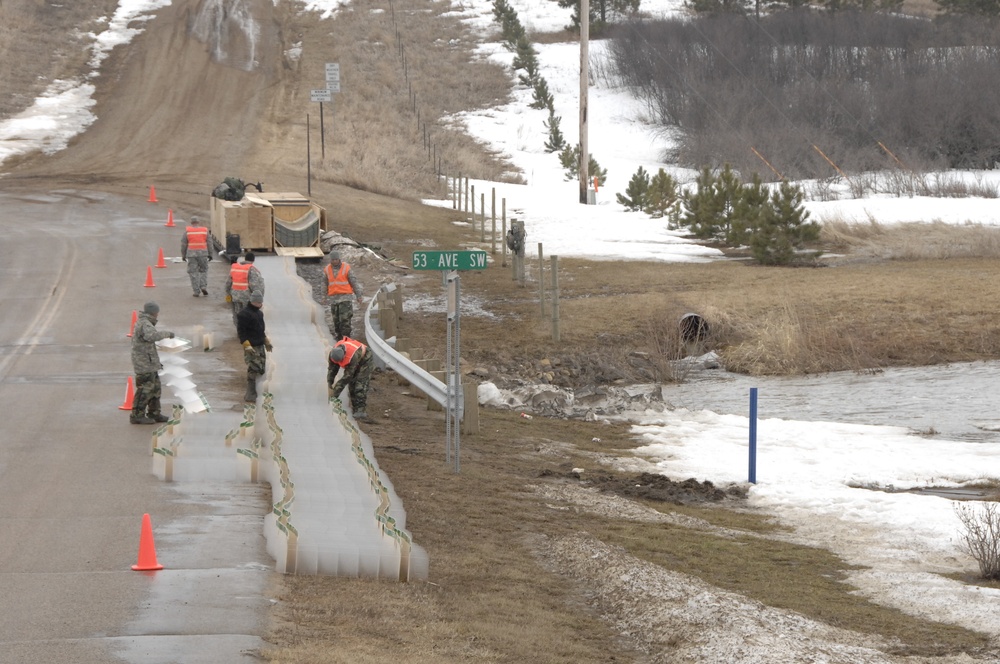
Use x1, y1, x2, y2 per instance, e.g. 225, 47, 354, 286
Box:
363, 283, 461, 420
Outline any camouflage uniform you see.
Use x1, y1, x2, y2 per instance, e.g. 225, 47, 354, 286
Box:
322, 253, 364, 341
130, 310, 173, 421
328, 339, 374, 416
181, 217, 213, 296
225, 261, 264, 326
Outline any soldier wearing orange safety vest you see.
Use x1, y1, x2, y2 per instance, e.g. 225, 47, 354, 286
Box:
181, 215, 214, 297
328, 337, 373, 421
322, 249, 364, 341
225, 252, 265, 326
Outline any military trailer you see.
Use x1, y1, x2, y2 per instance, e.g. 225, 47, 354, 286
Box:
209, 190, 328, 263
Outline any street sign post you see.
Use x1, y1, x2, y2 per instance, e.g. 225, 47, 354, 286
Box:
412, 250, 488, 271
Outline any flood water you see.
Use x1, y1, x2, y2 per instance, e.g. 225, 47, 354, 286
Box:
660, 360, 1000, 444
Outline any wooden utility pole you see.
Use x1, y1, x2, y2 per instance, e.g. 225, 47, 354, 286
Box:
579, 0, 590, 205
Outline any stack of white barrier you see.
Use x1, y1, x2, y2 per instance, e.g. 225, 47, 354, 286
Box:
247, 256, 426, 580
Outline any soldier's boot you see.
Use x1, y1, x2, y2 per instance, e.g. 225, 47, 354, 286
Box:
130, 414, 155, 424
150, 413, 170, 423
353, 410, 368, 421
130, 405, 154, 425
244, 377, 258, 402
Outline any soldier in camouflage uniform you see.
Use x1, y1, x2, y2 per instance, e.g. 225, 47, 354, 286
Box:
322, 250, 364, 341
181, 215, 214, 297
327, 337, 373, 420
130, 301, 175, 424
225, 251, 265, 326
236, 290, 271, 402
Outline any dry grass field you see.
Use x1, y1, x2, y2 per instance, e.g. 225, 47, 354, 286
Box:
4, 0, 1000, 661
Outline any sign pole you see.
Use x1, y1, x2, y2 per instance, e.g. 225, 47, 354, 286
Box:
319, 102, 325, 160
306, 113, 311, 197
412, 252, 487, 472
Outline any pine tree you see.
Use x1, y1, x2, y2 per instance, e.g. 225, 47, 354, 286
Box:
493, 0, 525, 49
543, 113, 566, 153
715, 163, 743, 245
558, 144, 579, 180
558, 144, 608, 185
513, 35, 539, 86
530, 77, 554, 111
681, 167, 725, 240
750, 181, 819, 265
617, 166, 650, 211
645, 168, 680, 220
730, 173, 769, 246
589, 156, 609, 187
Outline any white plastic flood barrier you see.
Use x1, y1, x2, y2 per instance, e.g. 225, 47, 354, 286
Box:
146, 257, 427, 581
250, 256, 426, 580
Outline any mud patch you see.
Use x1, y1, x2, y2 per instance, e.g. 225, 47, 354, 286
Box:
541, 470, 747, 505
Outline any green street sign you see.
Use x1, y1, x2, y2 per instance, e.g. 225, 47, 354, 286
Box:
412, 250, 488, 271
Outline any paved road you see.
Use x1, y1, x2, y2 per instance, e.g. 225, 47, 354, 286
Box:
0, 188, 272, 663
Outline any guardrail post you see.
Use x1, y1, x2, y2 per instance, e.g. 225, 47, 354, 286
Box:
461, 382, 479, 434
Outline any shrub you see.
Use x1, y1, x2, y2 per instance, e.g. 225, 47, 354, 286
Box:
955, 502, 1000, 580
604, 12, 1000, 178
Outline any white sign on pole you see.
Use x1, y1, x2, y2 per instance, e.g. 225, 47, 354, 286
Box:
326, 80, 341, 93
325, 62, 340, 79
310, 89, 332, 103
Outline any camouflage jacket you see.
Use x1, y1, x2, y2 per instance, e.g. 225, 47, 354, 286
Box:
131, 312, 173, 374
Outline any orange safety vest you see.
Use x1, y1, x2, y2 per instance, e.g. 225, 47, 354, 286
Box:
324, 262, 353, 296
331, 338, 367, 368
185, 226, 208, 251
230, 263, 252, 291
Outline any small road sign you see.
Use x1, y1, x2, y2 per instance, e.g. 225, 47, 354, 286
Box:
412, 250, 488, 271
310, 89, 332, 103
326, 80, 341, 93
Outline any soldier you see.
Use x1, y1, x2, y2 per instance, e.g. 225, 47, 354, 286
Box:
236, 290, 272, 402
322, 250, 364, 341
130, 301, 175, 424
181, 215, 213, 297
328, 337, 373, 421
225, 252, 264, 326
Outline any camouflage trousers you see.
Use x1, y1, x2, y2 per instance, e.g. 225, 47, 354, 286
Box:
329, 300, 354, 341
187, 256, 209, 294
244, 345, 266, 378
230, 292, 249, 326
132, 371, 162, 418
332, 350, 373, 411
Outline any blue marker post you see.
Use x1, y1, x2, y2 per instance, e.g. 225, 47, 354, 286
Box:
748, 387, 758, 484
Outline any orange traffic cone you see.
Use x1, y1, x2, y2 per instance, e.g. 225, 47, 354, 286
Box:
118, 376, 135, 410
126, 309, 137, 337
165, 209, 175, 227
148, 185, 158, 203
143, 266, 156, 288
155, 248, 166, 268
131, 513, 164, 571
